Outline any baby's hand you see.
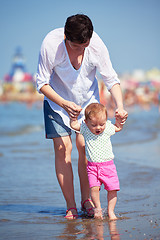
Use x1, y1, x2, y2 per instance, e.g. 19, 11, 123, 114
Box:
70, 118, 81, 131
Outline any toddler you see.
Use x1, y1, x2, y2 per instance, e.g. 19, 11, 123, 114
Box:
70, 103, 123, 220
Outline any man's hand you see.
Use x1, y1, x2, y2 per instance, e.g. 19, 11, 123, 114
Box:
115, 108, 128, 125
63, 100, 82, 120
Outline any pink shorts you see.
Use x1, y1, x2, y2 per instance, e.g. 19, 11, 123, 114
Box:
87, 160, 120, 191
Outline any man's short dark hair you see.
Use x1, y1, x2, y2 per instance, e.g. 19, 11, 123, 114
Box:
64, 14, 93, 43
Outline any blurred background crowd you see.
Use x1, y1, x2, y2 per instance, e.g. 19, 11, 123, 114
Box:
99, 68, 160, 117
0, 47, 160, 114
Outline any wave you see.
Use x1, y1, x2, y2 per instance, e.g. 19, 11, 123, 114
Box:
0, 125, 43, 137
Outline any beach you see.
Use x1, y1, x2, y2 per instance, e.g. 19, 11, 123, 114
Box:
0, 102, 160, 239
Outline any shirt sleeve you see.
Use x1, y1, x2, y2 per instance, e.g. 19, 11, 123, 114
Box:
95, 34, 120, 90
36, 36, 55, 93
80, 122, 86, 136
105, 120, 115, 136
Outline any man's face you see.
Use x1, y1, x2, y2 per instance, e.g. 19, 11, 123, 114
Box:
67, 40, 90, 53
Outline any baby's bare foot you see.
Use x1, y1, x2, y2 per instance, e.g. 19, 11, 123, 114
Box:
94, 208, 103, 220
108, 211, 118, 221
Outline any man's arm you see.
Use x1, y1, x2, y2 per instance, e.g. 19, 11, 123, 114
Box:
40, 84, 82, 119
109, 83, 128, 124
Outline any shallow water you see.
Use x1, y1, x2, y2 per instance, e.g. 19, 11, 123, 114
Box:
0, 102, 160, 239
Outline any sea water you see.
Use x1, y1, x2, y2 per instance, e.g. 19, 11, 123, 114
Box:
0, 102, 160, 239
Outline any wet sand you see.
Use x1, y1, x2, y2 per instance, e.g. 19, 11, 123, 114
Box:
0, 103, 160, 239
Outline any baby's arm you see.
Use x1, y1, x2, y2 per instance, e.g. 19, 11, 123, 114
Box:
114, 120, 123, 132
70, 119, 81, 132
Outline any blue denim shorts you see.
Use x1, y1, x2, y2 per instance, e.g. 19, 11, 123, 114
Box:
43, 100, 72, 139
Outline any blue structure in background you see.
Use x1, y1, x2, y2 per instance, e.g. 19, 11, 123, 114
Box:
4, 47, 33, 83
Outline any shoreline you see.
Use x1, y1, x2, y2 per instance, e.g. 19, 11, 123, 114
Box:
0, 92, 44, 103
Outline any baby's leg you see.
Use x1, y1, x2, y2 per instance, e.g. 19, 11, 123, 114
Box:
107, 190, 118, 220
90, 186, 103, 219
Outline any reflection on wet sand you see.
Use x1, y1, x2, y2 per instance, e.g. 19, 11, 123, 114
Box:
60, 218, 120, 240
109, 221, 120, 240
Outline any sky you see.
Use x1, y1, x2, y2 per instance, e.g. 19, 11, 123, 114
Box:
0, 0, 160, 79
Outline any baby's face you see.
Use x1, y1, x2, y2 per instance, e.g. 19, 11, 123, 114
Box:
85, 114, 107, 135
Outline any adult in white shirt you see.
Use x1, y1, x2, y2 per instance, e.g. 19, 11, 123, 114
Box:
36, 14, 128, 219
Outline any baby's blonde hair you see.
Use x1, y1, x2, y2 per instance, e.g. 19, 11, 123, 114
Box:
85, 103, 107, 120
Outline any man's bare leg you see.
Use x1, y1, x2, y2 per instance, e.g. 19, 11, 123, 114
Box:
76, 133, 94, 214
53, 135, 77, 218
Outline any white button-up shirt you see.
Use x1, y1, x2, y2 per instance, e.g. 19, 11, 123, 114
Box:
36, 28, 120, 128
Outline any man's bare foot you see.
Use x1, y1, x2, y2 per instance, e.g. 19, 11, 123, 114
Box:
94, 208, 103, 220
